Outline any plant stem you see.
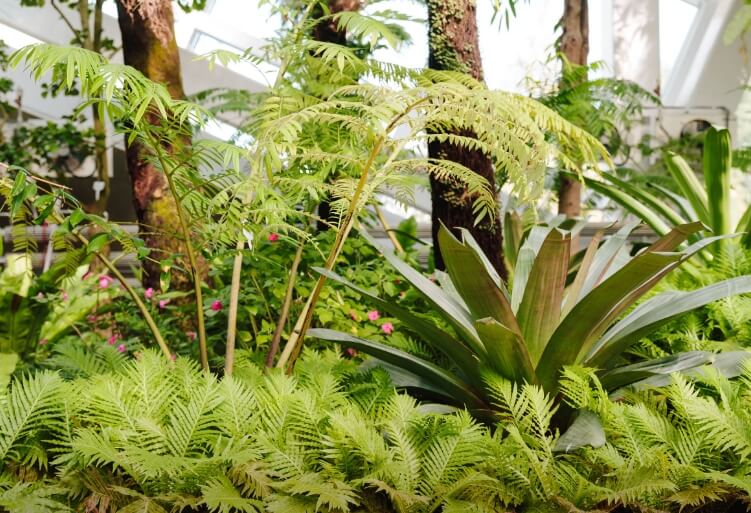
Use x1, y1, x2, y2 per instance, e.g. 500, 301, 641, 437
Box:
52, 212, 172, 361
224, 0, 318, 374
224, 240, 243, 376
265, 241, 304, 368
374, 204, 403, 253
277, 98, 429, 371
153, 144, 209, 371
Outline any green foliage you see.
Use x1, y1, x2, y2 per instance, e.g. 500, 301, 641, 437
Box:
310, 222, 751, 417
578, 128, 751, 255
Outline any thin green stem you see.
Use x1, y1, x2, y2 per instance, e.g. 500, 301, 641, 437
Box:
224, 0, 318, 375
152, 143, 209, 371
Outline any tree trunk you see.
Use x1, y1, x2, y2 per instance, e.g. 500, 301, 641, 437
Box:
427, 0, 505, 278
557, 0, 589, 218
313, 0, 361, 232
115, 0, 199, 290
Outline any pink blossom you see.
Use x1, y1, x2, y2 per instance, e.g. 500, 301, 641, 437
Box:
38, 338, 48, 346
170, 353, 177, 361
381, 322, 394, 335
158, 299, 170, 309
61, 291, 68, 301
117, 343, 126, 353
267, 233, 279, 242
99, 275, 113, 289
211, 300, 222, 312
144, 287, 154, 299
187, 331, 197, 341
345, 347, 358, 357
107, 334, 119, 345
367, 310, 380, 321
87, 315, 97, 323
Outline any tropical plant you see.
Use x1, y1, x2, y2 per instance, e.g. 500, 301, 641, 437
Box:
575, 127, 751, 254
309, 221, 751, 417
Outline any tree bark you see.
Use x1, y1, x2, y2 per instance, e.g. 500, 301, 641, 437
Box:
115, 0, 199, 290
557, 0, 589, 218
427, 0, 505, 278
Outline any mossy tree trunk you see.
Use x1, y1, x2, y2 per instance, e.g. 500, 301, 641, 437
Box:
427, 0, 506, 278
557, 0, 589, 218
313, 0, 361, 232
115, 0, 202, 290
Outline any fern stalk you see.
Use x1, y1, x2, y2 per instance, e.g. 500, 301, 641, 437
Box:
48, 211, 172, 361
375, 203, 404, 254
225, 0, 318, 374
151, 141, 209, 371
265, 240, 305, 368
278, 98, 428, 370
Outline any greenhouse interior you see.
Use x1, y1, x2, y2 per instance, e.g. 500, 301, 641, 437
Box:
4, 0, 751, 511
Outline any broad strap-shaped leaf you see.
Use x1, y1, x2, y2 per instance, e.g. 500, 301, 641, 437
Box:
516, 229, 570, 364
438, 225, 521, 336
613, 351, 751, 392
457, 227, 510, 300
537, 251, 684, 392
511, 225, 555, 311
665, 152, 710, 225
313, 267, 480, 382
588, 276, 751, 368
562, 230, 603, 317
359, 229, 483, 354
739, 203, 751, 249
553, 410, 605, 453
646, 220, 705, 253
576, 176, 670, 236
475, 318, 535, 385
599, 172, 688, 228
577, 220, 640, 301
703, 127, 732, 236
599, 351, 716, 390
307, 328, 487, 410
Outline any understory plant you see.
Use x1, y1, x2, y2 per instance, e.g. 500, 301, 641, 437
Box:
3, 350, 751, 512
310, 221, 751, 417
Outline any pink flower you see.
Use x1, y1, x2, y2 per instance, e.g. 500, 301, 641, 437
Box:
99, 275, 113, 289
38, 338, 48, 346
367, 310, 380, 321
117, 343, 126, 353
61, 291, 68, 301
144, 287, 154, 299
381, 322, 394, 335
349, 310, 358, 321
107, 334, 119, 345
87, 315, 97, 323
158, 299, 170, 309
345, 347, 358, 357
187, 331, 197, 341
211, 300, 222, 312
267, 233, 279, 242
170, 353, 177, 361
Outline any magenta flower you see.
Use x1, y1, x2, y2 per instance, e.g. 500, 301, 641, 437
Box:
267, 233, 279, 242
158, 299, 170, 309
381, 322, 394, 335
367, 310, 380, 321
187, 331, 197, 341
211, 300, 222, 312
345, 347, 358, 357
87, 315, 97, 323
117, 343, 126, 353
98, 275, 113, 289
107, 334, 119, 345
144, 287, 154, 299
61, 291, 68, 301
